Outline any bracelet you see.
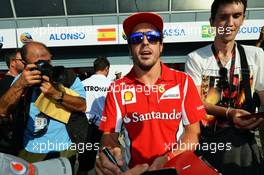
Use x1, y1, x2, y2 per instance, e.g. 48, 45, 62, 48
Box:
226, 107, 232, 119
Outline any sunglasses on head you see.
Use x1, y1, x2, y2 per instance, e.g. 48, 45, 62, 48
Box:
128, 31, 162, 44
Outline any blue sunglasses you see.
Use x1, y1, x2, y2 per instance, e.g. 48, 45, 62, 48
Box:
128, 31, 162, 44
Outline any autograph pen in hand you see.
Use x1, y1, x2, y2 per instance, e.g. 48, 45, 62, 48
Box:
102, 147, 126, 172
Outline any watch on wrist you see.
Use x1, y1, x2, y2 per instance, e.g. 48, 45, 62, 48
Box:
54, 91, 65, 104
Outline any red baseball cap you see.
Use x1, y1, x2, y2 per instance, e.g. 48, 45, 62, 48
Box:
123, 12, 164, 37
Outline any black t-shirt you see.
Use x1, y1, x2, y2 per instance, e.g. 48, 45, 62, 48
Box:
0, 75, 15, 97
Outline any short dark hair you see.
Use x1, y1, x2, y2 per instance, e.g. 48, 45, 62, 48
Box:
5, 49, 21, 68
211, 0, 247, 22
20, 41, 51, 62
93, 56, 110, 72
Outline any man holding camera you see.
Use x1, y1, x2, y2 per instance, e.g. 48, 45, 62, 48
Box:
0, 41, 86, 168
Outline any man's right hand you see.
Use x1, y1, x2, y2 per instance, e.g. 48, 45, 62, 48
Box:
95, 147, 124, 175
17, 64, 42, 88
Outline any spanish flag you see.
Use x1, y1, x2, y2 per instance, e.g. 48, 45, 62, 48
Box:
97, 28, 116, 41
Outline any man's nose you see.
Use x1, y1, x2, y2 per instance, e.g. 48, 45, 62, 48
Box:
226, 16, 234, 27
142, 35, 149, 45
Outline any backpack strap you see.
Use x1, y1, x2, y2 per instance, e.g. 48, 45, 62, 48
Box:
237, 44, 254, 112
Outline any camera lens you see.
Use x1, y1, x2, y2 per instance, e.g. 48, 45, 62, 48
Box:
35, 60, 53, 80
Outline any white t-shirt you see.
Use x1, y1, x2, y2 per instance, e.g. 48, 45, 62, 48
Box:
185, 44, 264, 111
82, 74, 111, 126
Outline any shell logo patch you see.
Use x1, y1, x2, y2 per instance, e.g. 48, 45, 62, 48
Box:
124, 91, 133, 102
121, 88, 136, 105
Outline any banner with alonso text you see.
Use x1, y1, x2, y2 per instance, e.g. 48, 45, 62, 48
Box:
0, 19, 262, 48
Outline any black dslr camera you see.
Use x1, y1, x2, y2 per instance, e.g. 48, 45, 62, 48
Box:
34, 60, 65, 84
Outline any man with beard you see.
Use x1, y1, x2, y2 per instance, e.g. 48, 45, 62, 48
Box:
95, 12, 206, 175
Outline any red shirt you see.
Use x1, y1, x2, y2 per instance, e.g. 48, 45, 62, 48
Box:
100, 63, 206, 167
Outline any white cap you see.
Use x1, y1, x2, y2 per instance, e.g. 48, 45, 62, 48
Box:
0, 153, 72, 175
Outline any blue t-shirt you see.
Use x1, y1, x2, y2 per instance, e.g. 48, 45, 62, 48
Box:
13, 76, 85, 153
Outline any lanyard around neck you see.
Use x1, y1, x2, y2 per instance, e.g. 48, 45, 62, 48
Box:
211, 44, 236, 86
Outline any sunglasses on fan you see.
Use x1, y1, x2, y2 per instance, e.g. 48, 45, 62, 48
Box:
128, 31, 163, 44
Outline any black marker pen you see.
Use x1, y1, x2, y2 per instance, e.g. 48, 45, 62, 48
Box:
102, 147, 125, 172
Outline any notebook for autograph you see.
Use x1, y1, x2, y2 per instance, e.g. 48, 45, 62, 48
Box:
163, 151, 220, 175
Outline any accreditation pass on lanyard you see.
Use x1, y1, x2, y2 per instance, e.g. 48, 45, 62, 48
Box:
35, 113, 48, 131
